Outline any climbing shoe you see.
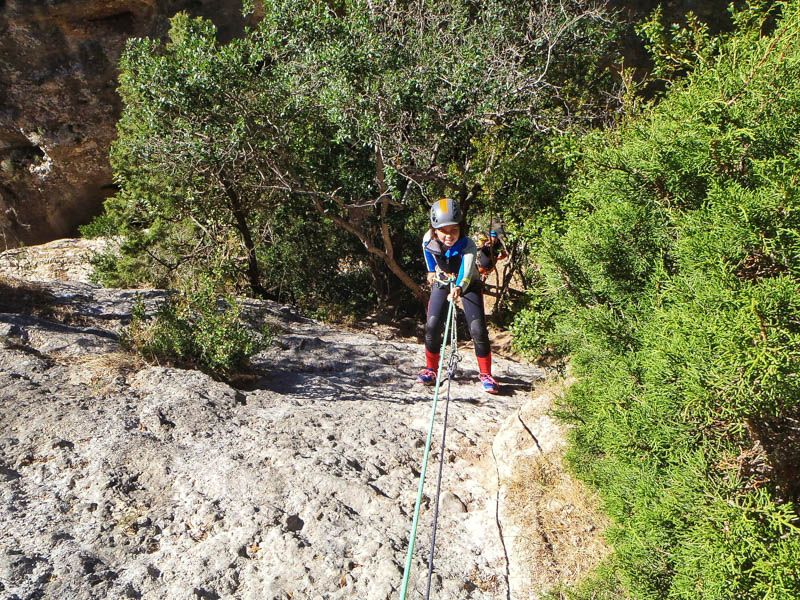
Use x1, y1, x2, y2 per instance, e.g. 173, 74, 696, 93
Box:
479, 373, 499, 395
415, 368, 437, 386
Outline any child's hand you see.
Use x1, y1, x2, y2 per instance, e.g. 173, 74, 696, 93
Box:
448, 286, 462, 302
427, 272, 436, 285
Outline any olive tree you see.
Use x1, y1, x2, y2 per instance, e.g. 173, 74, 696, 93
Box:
101, 14, 308, 296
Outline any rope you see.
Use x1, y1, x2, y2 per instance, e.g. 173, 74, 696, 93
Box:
399, 278, 460, 600
424, 304, 461, 599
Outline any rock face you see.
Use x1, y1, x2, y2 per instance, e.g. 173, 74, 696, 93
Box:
0, 0, 249, 249
0, 237, 110, 282
0, 269, 557, 599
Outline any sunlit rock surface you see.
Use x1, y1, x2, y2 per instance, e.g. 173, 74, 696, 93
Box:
0, 0, 250, 249
0, 248, 561, 598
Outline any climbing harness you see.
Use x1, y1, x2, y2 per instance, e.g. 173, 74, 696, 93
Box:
399, 276, 462, 600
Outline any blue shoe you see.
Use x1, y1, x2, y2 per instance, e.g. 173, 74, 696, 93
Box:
480, 373, 499, 394
415, 368, 437, 386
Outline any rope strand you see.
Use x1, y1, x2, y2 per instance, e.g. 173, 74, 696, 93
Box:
399, 278, 460, 600
424, 292, 461, 599
399, 281, 457, 599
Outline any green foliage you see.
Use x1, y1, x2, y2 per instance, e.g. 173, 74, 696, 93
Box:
83, 11, 380, 313
97, 14, 283, 294
255, 0, 624, 303
635, 2, 782, 84
257, 205, 377, 317
524, 3, 800, 598
121, 277, 270, 376
635, 5, 719, 81
509, 268, 568, 361
86, 1, 625, 314
545, 558, 629, 600
509, 301, 552, 360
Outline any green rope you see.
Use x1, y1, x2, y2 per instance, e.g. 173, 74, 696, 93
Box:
399, 280, 458, 600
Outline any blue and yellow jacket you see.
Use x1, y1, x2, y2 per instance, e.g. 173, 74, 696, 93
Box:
422, 229, 479, 290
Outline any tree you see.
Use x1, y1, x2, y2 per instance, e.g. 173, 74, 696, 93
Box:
256, 0, 621, 304
103, 13, 331, 298
515, 2, 800, 597
90, 1, 624, 309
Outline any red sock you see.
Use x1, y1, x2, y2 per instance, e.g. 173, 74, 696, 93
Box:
477, 352, 492, 376
426, 349, 440, 371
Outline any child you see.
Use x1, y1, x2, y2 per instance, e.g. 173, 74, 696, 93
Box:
476, 229, 508, 280
415, 197, 499, 394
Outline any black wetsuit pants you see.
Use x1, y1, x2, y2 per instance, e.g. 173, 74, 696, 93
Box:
425, 283, 490, 358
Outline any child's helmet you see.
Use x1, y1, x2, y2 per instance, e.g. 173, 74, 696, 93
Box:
430, 197, 462, 228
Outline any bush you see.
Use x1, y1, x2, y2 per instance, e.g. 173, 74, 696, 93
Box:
121, 278, 270, 377
510, 273, 568, 361
531, 3, 800, 598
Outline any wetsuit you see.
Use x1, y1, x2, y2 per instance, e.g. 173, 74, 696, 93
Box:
422, 230, 492, 375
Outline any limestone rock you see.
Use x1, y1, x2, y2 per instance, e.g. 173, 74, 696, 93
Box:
0, 275, 549, 599
0, 0, 251, 249
0, 237, 110, 283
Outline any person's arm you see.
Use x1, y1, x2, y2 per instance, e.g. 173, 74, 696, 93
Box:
454, 238, 478, 291
423, 231, 437, 283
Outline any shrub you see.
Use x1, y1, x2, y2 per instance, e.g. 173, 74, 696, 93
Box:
531, 3, 800, 598
121, 278, 270, 377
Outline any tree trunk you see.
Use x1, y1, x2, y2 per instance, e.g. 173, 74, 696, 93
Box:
219, 175, 274, 299
313, 197, 426, 304
309, 158, 427, 306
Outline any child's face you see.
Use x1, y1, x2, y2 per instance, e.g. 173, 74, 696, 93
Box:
435, 224, 460, 247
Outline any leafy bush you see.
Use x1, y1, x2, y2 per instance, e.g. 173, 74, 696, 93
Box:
121, 278, 270, 376
524, 3, 800, 598
509, 270, 568, 361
